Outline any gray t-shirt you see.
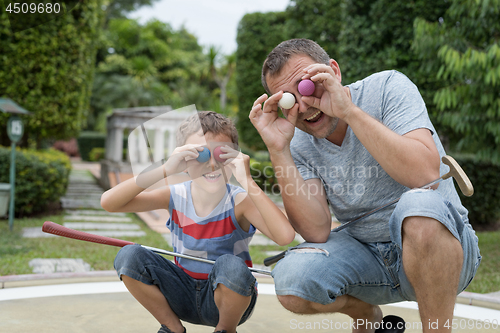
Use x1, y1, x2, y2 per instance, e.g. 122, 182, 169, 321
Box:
290, 70, 468, 243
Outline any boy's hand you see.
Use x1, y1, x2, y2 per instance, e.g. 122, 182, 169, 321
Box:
218, 146, 252, 190
163, 144, 205, 176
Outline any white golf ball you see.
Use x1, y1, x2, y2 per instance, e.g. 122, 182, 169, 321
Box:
279, 92, 296, 109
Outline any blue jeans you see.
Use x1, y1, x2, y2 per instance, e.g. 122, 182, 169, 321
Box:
114, 245, 257, 327
272, 189, 481, 305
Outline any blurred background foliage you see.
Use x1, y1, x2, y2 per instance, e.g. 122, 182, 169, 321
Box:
0, 0, 499, 224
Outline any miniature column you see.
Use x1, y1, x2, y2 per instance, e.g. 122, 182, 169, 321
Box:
154, 128, 165, 162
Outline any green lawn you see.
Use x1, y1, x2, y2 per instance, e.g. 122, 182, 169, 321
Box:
0, 214, 498, 295
465, 230, 500, 294
0, 212, 294, 276
0, 213, 168, 275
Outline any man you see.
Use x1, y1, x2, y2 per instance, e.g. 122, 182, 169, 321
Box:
249, 38, 480, 333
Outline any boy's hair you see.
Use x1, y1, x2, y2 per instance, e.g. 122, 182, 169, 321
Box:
176, 111, 239, 147
261, 38, 330, 94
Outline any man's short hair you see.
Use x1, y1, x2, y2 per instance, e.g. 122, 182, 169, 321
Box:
261, 38, 330, 94
176, 111, 239, 147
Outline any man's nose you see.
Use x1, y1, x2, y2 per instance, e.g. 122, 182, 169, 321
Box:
297, 96, 310, 113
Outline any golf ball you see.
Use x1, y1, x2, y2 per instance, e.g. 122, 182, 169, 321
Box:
196, 147, 211, 163
279, 92, 296, 109
298, 79, 315, 96
213, 146, 226, 163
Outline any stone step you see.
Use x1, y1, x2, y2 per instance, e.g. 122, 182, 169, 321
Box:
65, 209, 127, 217
68, 177, 96, 183
66, 187, 103, 192
64, 215, 133, 222
29, 258, 92, 274
22, 227, 56, 238
81, 230, 146, 237
60, 198, 102, 209
22, 227, 146, 239
63, 191, 102, 200
63, 222, 140, 230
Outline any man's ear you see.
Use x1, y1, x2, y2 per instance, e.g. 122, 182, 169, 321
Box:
329, 59, 342, 83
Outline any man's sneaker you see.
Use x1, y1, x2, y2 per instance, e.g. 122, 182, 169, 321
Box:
157, 324, 186, 333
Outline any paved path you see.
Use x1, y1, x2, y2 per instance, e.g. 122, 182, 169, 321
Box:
1, 275, 499, 333
22, 167, 146, 274
24, 168, 146, 240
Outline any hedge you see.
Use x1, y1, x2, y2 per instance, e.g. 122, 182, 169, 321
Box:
0, 0, 105, 147
454, 156, 500, 227
0, 146, 71, 216
236, 12, 288, 150
77, 131, 106, 161
249, 158, 279, 194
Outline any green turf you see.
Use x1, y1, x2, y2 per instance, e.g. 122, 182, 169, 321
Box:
1, 214, 498, 295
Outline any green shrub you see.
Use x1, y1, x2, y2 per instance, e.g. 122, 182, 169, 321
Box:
249, 158, 279, 193
0, 146, 71, 216
77, 131, 106, 161
454, 156, 500, 227
88, 147, 106, 162
0, 0, 106, 147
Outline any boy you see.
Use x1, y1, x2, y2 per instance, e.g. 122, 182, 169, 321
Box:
101, 111, 295, 333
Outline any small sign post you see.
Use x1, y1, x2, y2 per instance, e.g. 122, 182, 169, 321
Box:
0, 98, 32, 231
7, 116, 24, 230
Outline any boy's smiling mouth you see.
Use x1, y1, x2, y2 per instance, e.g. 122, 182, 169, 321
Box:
203, 171, 222, 182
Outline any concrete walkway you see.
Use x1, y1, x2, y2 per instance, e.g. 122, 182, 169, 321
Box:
1, 273, 499, 333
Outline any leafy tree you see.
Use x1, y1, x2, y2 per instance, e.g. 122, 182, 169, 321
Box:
104, 0, 160, 20
208, 46, 236, 112
284, 0, 342, 60
89, 18, 209, 130
413, 0, 500, 162
236, 12, 288, 150
338, 0, 450, 85
0, 0, 105, 147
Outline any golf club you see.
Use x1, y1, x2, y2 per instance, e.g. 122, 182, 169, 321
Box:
264, 155, 473, 266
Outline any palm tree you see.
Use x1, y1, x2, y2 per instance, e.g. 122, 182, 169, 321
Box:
208, 46, 235, 111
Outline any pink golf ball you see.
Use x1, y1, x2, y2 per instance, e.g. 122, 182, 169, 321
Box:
213, 146, 226, 163
298, 79, 315, 96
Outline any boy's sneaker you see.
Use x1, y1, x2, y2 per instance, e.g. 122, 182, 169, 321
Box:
158, 324, 186, 333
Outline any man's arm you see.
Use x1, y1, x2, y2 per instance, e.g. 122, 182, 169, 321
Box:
271, 153, 332, 242
249, 94, 332, 242
302, 64, 440, 188
345, 109, 440, 188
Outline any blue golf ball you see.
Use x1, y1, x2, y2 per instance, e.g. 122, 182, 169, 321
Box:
196, 147, 211, 163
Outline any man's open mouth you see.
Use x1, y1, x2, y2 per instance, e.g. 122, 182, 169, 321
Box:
305, 110, 323, 123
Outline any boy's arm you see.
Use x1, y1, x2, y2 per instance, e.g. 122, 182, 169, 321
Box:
100, 164, 171, 213
101, 144, 202, 213
238, 180, 296, 246
221, 147, 295, 246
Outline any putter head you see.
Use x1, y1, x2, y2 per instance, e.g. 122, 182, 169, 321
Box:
442, 155, 474, 197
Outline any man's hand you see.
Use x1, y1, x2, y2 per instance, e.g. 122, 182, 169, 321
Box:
249, 92, 299, 154
301, 63, 354, 121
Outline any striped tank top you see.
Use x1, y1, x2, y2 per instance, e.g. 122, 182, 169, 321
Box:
166, 181, 256, 280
